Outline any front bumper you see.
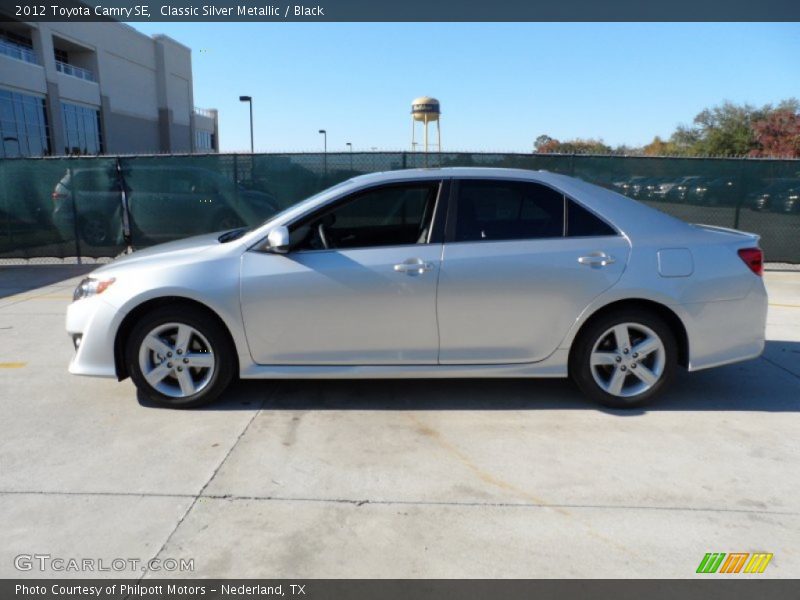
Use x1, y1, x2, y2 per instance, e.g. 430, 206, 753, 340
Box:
66, 296, 124, 378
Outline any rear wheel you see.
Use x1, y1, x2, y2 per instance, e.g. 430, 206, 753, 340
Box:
126, 305, 234, 408
79, 212, 111, 246
570, 309, 677, 409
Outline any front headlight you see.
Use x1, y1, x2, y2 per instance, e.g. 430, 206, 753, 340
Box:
73, 277, 115, 302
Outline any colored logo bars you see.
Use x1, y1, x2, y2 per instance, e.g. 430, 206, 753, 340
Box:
696, 553, 773, 574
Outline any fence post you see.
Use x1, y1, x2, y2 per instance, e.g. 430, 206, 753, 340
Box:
401, 152, 407, 170
569, 153, 576, 176
116, 157, 132, 252
68, 166, 82, 264
733, 160, 744, 230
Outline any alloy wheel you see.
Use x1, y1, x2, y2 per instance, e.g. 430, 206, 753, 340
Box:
137, 322, 215, 398
589, 322, 666, 398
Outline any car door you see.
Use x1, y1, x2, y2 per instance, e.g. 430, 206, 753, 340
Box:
240, 180, 446, 365
437, 178, 630, 364
127, 169, 202, 241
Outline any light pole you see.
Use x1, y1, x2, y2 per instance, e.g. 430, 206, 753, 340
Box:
346, 142, 352, 171
239, 96, 253, 153
319, 129, 327, 175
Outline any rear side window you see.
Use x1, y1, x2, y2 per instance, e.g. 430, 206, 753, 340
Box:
454, 180, 564, 242
566, 200, 616, 237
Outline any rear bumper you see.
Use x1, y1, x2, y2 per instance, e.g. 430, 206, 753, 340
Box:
683, 279, 768, 371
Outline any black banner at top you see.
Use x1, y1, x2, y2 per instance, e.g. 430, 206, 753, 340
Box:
1, 0, 799, 22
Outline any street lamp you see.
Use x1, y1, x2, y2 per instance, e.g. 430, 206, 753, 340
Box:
346, 142, 353, 170
239, 96, 253, 153
319, 129, 327, 175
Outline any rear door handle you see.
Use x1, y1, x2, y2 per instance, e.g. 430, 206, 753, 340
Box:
578, 252, 616, 267
394, 258, 434, 275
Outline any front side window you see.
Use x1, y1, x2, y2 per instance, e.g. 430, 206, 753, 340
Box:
290, 182, 440, 251
454, 179, 564, 242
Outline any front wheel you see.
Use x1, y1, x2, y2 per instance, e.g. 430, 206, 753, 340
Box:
569, 309, 677, 409
126, 306, 235, 408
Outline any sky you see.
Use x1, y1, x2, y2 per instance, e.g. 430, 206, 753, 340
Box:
129, 22, 800, 153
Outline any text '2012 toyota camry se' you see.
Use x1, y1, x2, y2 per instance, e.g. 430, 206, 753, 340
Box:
66, 168, 767, 409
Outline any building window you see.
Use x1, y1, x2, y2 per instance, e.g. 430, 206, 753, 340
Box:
0, 88, 50, 157
61, 102, 102, 155
0, 28, 38, 64
195, 130, 214, 152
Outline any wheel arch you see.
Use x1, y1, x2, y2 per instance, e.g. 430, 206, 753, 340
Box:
114, 296, 239, 381
568, 298, 689, 369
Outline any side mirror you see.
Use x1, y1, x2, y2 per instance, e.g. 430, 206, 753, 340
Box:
267, 226, 290, 253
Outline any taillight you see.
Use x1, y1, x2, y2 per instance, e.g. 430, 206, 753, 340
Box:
51, 191, 68, 203
738, 248, 763, 276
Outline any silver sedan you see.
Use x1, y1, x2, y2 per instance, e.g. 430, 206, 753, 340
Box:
66, 168, 767, 409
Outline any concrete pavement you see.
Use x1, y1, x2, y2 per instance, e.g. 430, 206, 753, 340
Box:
0, 265, 798, 578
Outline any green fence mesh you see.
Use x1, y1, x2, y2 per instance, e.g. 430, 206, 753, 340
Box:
0, 152, 798, 261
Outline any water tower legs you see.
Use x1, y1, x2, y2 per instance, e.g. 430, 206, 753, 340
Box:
424, 114, 429, 153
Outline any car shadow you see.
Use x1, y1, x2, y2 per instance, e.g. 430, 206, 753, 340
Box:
0, 265, 96, 299
137, 340, 800, 414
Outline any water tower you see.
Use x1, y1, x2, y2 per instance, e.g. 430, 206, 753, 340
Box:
411, 96, 441, 153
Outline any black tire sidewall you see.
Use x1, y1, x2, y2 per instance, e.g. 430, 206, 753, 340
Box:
570, 308, 677, 409
79, 213, 109, 246
126, 305, 234, 408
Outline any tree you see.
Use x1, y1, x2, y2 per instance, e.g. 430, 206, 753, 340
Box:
686, 101, 767, 156
750, 107, 800, 157
534, 136, 612, 154
642, 136, 680, 156
533, 135, 555, 152
533, 99, 800, 157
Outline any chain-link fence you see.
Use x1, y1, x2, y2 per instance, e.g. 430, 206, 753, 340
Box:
1, 152, 798, 261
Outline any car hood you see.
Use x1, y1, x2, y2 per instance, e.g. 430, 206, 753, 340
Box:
92, 232, 225, 274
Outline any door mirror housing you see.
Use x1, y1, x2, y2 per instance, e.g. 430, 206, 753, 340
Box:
267, 226, 290, 253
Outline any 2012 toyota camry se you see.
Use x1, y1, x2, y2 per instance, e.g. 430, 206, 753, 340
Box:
66, 168, 767, 409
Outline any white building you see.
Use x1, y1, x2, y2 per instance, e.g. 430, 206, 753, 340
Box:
0, 19, 219, 157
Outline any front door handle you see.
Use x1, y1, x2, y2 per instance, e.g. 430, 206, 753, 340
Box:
394, 258, 434, 275
578, 252, 616, 267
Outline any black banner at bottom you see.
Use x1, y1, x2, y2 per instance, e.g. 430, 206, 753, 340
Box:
3, 580, 799, 600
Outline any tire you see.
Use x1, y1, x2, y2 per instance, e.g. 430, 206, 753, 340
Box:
569, 308, 677, 409
126, 305, 235, 408
79, 213, 111, 246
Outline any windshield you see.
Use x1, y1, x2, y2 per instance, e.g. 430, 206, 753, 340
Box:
217, 179, 359, 244
247, 178, 357, 232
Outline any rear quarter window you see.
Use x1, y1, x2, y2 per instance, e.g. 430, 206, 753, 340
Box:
566, 199, 616, 237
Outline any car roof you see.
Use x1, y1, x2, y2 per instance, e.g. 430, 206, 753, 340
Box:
244, 167, 691, 245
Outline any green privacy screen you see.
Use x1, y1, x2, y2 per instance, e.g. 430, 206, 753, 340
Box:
0, 152, 798, 261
